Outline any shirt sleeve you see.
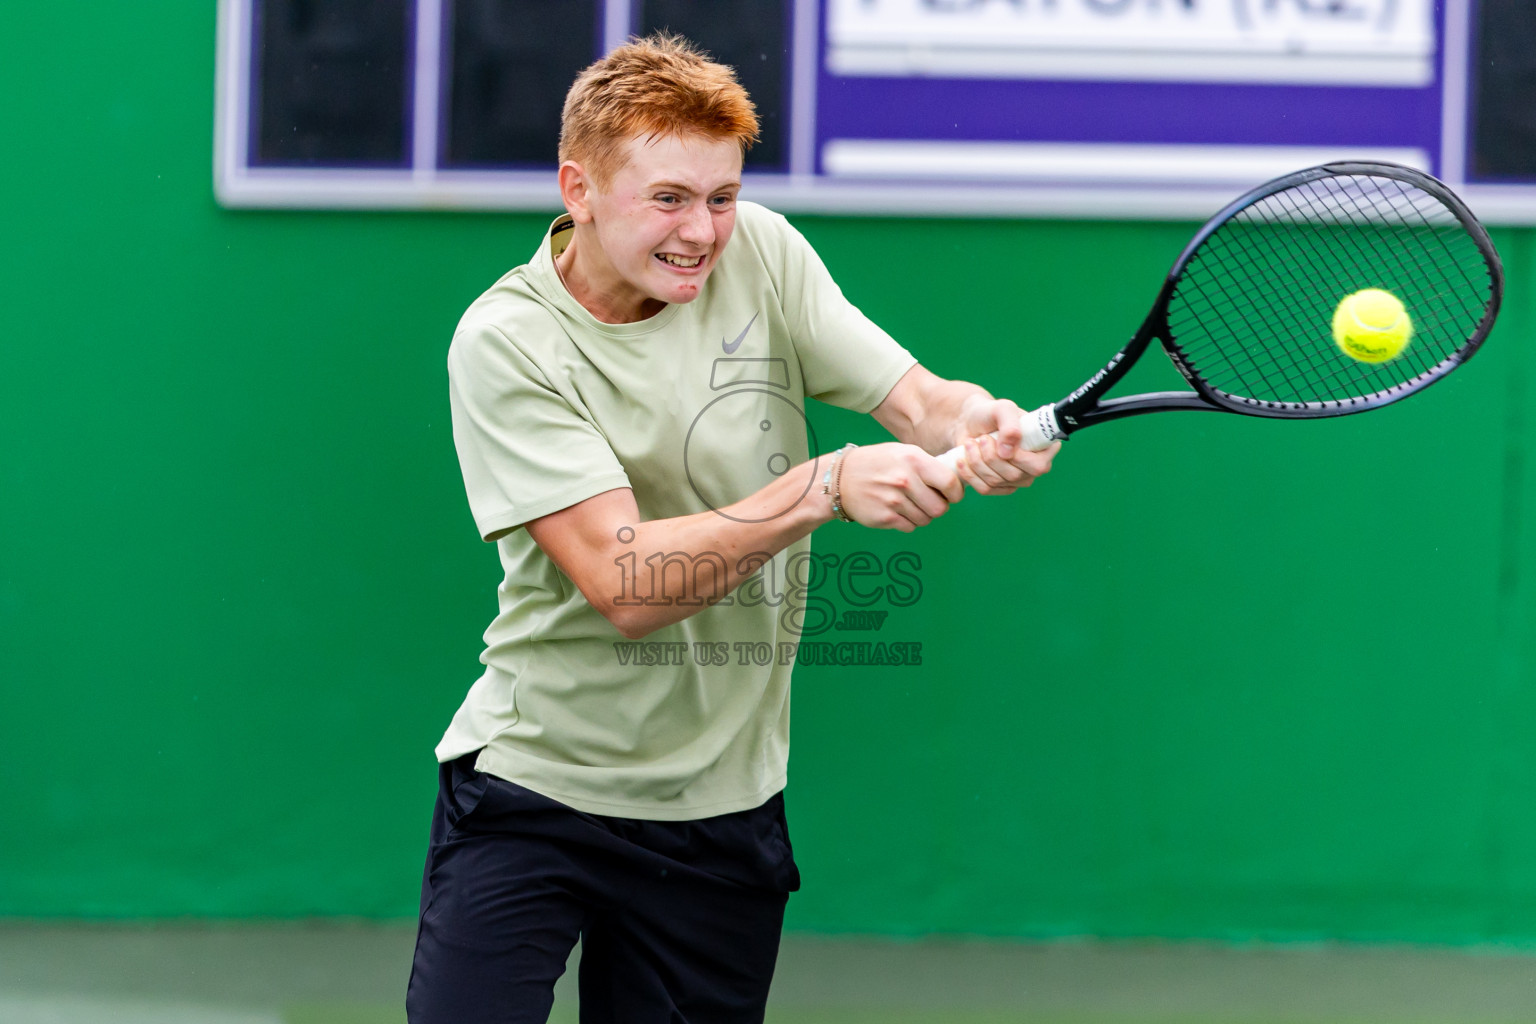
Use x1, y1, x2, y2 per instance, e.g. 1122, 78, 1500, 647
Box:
766, 209, 917, 413
447, 321, 632, 541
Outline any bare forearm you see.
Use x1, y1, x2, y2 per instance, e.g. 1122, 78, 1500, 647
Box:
614, 457, 834, 636
868, 363, 1056, 494
531, 456, 836, 639
910, 380, 992, 453
873, 366, 993, 454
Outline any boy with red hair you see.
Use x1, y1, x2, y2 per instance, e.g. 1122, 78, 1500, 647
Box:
407, 34, 1057, 1023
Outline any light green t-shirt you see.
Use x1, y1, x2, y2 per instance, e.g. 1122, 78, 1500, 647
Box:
438, 200, 916, 820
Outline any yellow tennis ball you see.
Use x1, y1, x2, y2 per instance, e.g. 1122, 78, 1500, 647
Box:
1332, 288, 1412, 363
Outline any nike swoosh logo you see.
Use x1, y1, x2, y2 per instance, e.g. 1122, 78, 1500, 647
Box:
722, 312, 759, 354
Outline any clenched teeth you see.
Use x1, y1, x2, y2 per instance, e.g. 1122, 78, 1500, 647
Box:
657, 253, 703, 268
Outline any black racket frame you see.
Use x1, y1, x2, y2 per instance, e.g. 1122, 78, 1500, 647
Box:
1051, 161, 1505, 437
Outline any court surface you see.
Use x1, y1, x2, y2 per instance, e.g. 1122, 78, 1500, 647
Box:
5, 923, 1536, 1023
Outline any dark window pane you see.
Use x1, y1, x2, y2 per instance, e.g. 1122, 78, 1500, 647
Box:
637, 0, 789, 172
1470, 0, 1536, 181
253, 0, 411, 167
442, 0, 599, 168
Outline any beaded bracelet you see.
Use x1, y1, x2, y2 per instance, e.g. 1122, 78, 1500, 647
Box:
821, 443, 858, 523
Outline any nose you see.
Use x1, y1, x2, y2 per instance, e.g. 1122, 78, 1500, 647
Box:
676, 202, 715, 247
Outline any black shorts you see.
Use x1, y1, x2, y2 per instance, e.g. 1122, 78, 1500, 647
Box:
406, 752, 801, 1024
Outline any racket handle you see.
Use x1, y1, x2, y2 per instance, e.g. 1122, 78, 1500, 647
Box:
935, 403, 1063, 472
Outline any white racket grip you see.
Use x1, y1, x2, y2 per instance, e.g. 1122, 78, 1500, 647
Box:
935, 403, 1063, 472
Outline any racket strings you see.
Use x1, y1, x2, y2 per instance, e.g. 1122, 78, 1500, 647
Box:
1181, 222, 1370, 403
1176, 224, 1361, 402
1192, 192, 1468, 400
1230, 191, 1444, 396
1179, 178, 1487, 402
1204, 212, 1360, 398
1166, 173, 1494, 407
1263, 186, 1433, 391
1175, 264, 1301, 397
1313, 179, 1483, 383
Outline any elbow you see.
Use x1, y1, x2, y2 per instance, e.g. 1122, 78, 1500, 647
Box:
600, 602, 653, 640
566, 571, 657, 638
564, 570, 652, 638
614, 616, 651, 641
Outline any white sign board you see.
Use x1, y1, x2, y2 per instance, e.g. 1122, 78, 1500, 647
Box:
828, 0, 1437, 86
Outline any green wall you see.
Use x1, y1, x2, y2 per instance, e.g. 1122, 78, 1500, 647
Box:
4, 4, 1534, 943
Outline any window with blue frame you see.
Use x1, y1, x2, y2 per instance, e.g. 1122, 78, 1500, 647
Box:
251, 0, 413, 167
240, 0, 790, 176
1470, 0, 1536, 182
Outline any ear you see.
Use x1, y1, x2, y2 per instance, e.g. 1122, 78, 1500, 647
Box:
559, 161, 595, 224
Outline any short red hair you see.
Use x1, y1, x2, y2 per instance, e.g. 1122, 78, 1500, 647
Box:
560, 33, 760, 187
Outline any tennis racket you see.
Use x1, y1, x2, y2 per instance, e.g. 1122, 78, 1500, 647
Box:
939, 161, 1503, 466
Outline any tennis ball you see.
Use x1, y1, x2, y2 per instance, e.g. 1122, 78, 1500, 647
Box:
1332, 288, 1412, 363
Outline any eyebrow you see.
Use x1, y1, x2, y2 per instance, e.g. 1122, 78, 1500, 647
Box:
647, 179, 741, 193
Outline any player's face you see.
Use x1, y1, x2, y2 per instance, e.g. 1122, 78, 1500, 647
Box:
582, 133, 742, 317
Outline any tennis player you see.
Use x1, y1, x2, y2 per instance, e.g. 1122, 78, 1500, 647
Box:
406, 34, 1059, 1024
